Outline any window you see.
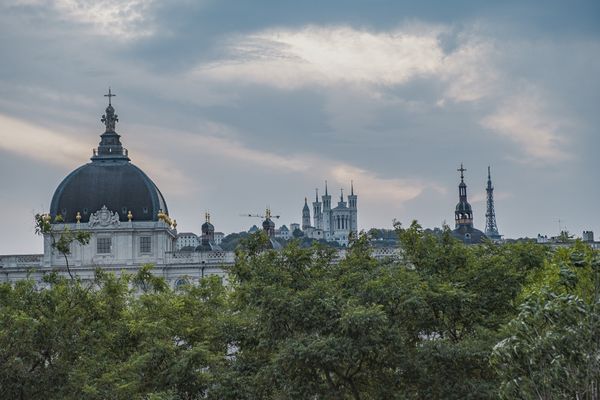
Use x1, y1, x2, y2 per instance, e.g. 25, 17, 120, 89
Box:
140, 236, 152, 253
97, 237, 111, 254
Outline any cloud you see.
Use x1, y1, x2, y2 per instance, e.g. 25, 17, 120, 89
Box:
200, 26, 440, 87
481, 90, 570, 163
54, 0, 156, 39
0, 113, 89, 167
440, 34, 499, 102
198, 24, 498, 103
329, 164, 436, 204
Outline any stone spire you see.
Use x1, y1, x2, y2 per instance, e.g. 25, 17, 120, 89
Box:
92, 88, 129, 162
302, 197, 311, 230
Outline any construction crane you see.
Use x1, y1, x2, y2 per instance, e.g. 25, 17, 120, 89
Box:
240, 208, 280, 220
240, 208, 280, 237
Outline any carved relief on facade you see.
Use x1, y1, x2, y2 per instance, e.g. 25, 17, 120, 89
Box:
88, 205, 120, 228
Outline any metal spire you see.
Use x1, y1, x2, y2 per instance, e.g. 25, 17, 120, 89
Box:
351, 180, 354, 196
325, 180, 328, 196
315, 188, 319, 202
485, 166, 501, 240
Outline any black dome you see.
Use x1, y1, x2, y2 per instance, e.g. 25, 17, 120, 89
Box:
50, 160, 168, 223
49, 94, 168, 224
202, 221, 215, 233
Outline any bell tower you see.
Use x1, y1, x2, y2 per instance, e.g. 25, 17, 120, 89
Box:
455, 163, 473, 228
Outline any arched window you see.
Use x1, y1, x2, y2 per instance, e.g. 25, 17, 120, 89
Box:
175, 278, 188, 289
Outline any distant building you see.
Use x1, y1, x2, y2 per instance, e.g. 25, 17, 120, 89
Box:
451, 164, 486, 244
195, 213, 222, 252
248, 225, 260, 234
275, 225, 291, 240
176, 232, 199, 250
537, 234, 550, 244
0, 92, 229, 286
214, 232, 224, 245
583, 230, 594, 242
301, 182, 358, 246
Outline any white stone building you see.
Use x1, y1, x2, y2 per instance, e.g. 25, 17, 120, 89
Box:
302, 182, 358, 246
0, 93, 231, 286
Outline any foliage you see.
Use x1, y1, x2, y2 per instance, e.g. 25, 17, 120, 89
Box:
491, 243, 600, 400
216, 222, 545, 399
3, 220, 598, 398
34, 213, 91, 279
0, 266, 228, 400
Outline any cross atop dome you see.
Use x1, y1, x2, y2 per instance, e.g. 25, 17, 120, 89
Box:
101, 88, 119, 133
104, 87, 116, 106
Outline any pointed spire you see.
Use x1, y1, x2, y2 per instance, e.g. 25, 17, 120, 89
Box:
485, 165, 500, 239
315, 188, 319, 202
325, 180, 328, 196
351, 180, 354, 196
340, 188, 344, 201
205, 211, 210, 223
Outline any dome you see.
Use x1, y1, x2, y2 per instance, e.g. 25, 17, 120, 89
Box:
202, 221, 215, 233
262, 218, 275, 230
50, 161, 168, 223
49, 95, 168, 223
452, 225, 487, 244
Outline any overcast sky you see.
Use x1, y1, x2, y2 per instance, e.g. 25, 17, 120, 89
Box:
1, 0, 599, 254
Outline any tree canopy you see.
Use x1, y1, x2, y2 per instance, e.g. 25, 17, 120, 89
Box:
1, 224, 597, 399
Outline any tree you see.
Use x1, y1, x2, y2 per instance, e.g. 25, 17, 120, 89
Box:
34, 213, 90, 279
492, 243, 600, 400
0, 267, 230, 400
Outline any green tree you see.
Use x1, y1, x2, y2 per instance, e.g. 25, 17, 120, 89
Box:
34, 213, 91, 279
0, 267, 229, 400
492, 244, 600, 400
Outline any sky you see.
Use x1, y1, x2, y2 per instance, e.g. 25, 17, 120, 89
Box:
0, 0, 599, 254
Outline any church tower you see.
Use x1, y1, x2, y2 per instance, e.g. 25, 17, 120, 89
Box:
451, 163, 486, 244
302, 197, 311, 230
322, 181, 332, 236
312, 188, 323, 230
455, 163, 473, 228
347, 181, 357, 232
485, 166, 501, 240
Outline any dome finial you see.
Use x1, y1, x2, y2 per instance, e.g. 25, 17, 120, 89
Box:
101, 88, 119, 132
104, 87, 116, 106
